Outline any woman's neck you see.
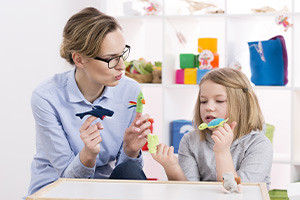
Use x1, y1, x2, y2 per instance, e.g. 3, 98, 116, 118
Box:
75, 69, 105, 103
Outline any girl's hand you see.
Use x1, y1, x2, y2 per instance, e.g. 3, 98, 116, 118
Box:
79, 116, 103, 156
151, 144, 178, 169
211, 121, 237, 153
123, 113, 151, 158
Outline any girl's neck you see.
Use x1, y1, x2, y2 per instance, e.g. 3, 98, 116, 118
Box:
75, 69, 105, 103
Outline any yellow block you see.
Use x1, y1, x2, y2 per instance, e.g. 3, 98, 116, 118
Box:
184, 68, 197, 84
198, 38, 218, 53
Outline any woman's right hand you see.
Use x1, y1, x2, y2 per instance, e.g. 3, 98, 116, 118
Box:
79, 116, 103, 167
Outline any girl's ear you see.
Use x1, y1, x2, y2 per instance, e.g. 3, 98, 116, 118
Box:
72, 52, 85, 69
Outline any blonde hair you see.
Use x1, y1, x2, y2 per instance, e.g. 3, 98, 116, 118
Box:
60, 7, 122, 65
193, 68, 264, 140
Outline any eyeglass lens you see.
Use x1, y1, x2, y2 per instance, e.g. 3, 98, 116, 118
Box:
108, 48, 130, 69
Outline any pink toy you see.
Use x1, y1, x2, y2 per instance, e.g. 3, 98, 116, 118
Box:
275, 14, 293, 31
176, 69, 184, 84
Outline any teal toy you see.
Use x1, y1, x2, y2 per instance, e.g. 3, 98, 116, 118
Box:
128, 91, 145, 113
199, 118, 229, 130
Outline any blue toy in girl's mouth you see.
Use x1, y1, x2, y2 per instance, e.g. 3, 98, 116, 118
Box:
76, 106, 114, 120
199, 118, 228, 130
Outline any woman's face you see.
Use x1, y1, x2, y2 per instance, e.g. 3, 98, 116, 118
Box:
82, 28, 126, 87
199, 80, 228, 125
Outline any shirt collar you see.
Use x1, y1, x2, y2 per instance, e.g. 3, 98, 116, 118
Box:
66, 68, 115, 104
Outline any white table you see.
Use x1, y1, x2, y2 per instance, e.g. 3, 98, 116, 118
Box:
26, 178, 270, 200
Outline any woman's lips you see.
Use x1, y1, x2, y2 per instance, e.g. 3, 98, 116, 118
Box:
115, 74, 122, 80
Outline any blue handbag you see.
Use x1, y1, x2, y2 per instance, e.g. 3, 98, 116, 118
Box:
248, 35, 288, 86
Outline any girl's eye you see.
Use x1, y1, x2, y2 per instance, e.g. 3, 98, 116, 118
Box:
216, 100, 226, 103
200, 101, 207, 104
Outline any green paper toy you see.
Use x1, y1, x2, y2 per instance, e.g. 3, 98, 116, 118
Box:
128, 91, 145, 113
199, 118, 229, 130
147, 134, 159, 154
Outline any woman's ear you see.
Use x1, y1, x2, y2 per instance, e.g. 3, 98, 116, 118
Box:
72, 52, 85, 69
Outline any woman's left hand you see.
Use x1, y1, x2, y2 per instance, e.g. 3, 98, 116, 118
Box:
211, 121, 237, 153
123, 112, 151, 158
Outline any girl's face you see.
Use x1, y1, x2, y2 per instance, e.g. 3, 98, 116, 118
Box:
200, 80, 228, 125
82, 28, 126, 87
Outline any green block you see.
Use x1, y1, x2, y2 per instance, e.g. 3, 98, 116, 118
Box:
269, 189, 288, 200
180, 54, 198, 69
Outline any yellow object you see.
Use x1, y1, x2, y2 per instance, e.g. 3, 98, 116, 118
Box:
147, 134, 159, 154
198, 38, 218, 53
184, 68, 197, 84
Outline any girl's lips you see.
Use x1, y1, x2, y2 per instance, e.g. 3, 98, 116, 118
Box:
115, 74, 122, 80
206, 116, 216, 123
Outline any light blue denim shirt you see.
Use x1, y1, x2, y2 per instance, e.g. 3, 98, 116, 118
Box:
27, 68, 143, 196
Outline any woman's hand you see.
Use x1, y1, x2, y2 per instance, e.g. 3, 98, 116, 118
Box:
123, 112, 151, 158
151, 144, 178, 169
211, 121, 237, 153
79, 116, 103, 167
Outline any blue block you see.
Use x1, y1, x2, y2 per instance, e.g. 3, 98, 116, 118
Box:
197, 69, 210, 84
171, 120, 194, 153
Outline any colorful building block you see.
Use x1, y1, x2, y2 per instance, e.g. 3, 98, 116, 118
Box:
176, 69, 184, 84
184, 68, 197, 84
197, 69, 210, 84
210, 53, 219, 68
198, 38, 218, 53
180, 54, 198, 69
171, 120, 193, 153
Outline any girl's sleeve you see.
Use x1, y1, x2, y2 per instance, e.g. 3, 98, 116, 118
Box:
31, 91, 95, 178
178, 134, 201, 181
236, 136, 273, 188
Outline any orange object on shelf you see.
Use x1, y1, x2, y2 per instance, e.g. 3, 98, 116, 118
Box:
198, 38, 218, 53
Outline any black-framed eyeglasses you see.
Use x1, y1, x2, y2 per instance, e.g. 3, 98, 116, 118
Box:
94, 45, 131, 69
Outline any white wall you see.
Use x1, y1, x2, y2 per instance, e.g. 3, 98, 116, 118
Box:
0, 1, 105, 199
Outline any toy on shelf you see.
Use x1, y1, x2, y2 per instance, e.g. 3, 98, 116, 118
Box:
76, 106, 114, 120
275, 13, 293, 32
125, 58, 162, 83
143, 0, 161, 16
222, 172, 241, 194
184, 0, 223, 14
199, 50, 214, 69
171, 120, 194, 153
198, 118, 228, 130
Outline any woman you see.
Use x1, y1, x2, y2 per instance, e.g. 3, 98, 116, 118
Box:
27, 7, 151, 196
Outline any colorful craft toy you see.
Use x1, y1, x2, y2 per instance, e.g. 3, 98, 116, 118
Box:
275, 13, 293, 31
147, 134, 159, 154
198, 118, 228, 130
199, 50, 214, 69
128, 91, 145, 113
76, 106, 114, 120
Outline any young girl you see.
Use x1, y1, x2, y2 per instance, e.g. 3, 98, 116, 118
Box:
152, 68, 273, 189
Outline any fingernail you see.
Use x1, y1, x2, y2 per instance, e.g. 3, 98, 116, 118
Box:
136, 120, 140, 125
135, 128, 140, 132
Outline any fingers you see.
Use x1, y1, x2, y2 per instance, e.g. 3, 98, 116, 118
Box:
79, 116, 98, 132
